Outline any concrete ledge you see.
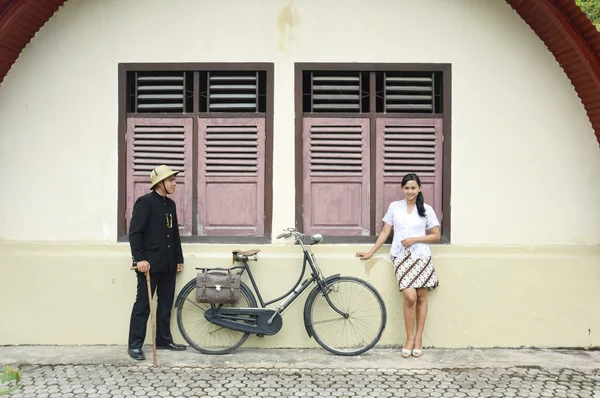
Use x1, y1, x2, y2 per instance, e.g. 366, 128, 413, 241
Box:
1, 346, 599, 372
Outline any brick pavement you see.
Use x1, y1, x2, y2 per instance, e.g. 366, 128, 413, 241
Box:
6, 363, 600, 398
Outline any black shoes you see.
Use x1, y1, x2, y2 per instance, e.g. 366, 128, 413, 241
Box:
157, 342, 187, 351
128, 348, 145, 360
128, 342, 186, 360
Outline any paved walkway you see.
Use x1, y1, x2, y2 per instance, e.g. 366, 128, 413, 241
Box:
1, 346, 599, 397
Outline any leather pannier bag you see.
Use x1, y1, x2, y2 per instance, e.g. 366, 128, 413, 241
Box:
196, 269, 241, 304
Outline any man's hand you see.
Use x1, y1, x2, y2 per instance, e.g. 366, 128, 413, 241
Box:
136, 261, 150, 273
177, 263, 184, 272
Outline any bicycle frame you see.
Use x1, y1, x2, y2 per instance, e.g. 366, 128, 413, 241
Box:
234, 236, 345, 318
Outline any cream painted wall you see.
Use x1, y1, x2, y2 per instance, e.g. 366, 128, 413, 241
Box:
0, 0, 599, 244
1, 243, 599, 348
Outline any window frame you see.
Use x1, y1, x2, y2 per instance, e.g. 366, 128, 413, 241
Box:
294, 63, 452, 244
117, 62, 275, 244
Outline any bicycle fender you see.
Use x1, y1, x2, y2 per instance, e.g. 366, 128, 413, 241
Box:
303, 274, 341, 338
174, 278, 197, 308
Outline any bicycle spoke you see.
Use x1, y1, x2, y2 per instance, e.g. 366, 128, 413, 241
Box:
308, 277, 386, 355
177, 280, 255, 354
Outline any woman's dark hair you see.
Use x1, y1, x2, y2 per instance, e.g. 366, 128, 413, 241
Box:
401, 173, 426, 218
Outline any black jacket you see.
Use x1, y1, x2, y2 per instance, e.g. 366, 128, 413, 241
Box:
128, 190, 184, 273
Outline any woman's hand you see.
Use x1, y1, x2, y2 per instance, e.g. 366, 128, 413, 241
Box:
401, 237, 418, 247
356, 252, 373, 260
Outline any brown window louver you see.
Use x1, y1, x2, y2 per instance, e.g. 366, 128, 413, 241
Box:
381, 123, 439, 177
308, 123, 365, 176
376, 71, 442, 114
129, 71, 193, 113
203, 123, 261, 176
303, 71, 369, 113
200, 71, 267, 113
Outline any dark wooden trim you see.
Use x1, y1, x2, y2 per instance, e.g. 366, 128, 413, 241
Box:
127, 112, 267, 118
119, 62, 274, 72
191, 72, 200, 236
264, 63, 275, 240
181, 236, 271, 244
294, 64, 304, 232
317, 236, 380, 244
126, 113, 192, 118
302, 112, 442, 119
302, 112, 372, 118
441, 64, 452, 243
191, 117, 199, 236
294, 62, 452, 243
193, 72, 200, 114
117, 65, 127, 237
118, 62, 275, 242
197, 112, 267, 118
368, 72, 377, 235
295, 63, 451, 72
375, 113, 443, 119
118, 235, 271, 244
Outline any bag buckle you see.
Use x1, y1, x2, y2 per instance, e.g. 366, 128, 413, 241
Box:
215, 284, 222, 292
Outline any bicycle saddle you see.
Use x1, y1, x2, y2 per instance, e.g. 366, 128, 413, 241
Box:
232, 249, 260, 257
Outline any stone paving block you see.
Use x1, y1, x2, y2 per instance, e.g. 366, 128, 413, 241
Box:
3, 363, 599, 398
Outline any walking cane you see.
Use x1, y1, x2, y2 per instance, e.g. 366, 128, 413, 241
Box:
130, 266, 158, 368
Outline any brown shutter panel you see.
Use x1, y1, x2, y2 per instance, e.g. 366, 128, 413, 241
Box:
126, 117, 193, 235
375, 118, 443, 232
302, 117, 370, 236
197, 118, 265, 236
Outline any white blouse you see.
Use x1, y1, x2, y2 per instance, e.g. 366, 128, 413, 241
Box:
382, 199, 440, 259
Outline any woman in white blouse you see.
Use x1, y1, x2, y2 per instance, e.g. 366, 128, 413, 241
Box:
356, 173, 441, 358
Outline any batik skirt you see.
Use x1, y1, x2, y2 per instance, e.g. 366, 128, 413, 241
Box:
392, 248, 439, 291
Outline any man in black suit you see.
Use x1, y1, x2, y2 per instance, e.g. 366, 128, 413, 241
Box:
127, 164, 187, 360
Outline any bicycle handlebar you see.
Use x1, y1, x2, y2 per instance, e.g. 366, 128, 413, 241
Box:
276, 228, 303, 240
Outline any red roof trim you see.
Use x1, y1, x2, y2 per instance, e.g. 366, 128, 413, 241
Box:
0, 0, 599, 145
0, 0, 65, 81
506, 0, 600, 145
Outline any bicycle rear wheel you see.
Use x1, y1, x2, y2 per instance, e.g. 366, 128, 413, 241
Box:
176, 278, 257, 355
305, 276, 386, 356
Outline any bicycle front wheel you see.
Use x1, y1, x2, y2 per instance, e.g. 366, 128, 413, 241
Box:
176, 279, 257, 355
305, 276, 387, 356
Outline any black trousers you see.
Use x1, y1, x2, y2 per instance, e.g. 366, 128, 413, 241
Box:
128, 271, 177, 349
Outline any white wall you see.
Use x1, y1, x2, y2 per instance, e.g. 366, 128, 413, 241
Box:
0, 0, 598, 245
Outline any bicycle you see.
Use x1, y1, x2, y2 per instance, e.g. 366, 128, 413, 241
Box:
174, 227, 387, 356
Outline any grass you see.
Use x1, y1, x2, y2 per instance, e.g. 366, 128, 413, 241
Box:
0, 366, 21, 396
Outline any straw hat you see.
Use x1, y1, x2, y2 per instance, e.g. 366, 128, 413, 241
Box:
149, 165, 179, 190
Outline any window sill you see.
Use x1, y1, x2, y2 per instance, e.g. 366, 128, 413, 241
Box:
118, 235, 272, 244
117, 235, 450, 245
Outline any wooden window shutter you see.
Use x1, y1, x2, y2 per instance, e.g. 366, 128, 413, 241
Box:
302, 117, 370, 236
197, 118, 266, 236
126, 117, 193, 235
375, 118, 443, 232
